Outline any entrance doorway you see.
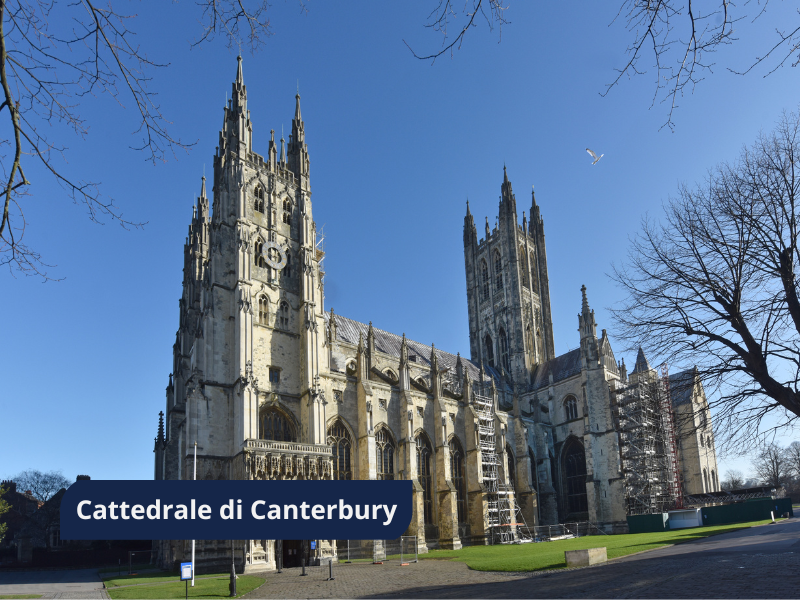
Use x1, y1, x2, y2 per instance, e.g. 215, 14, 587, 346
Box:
282, 540, 304, 568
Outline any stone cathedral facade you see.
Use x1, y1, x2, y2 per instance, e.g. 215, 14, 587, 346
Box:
153, 59, 718, 571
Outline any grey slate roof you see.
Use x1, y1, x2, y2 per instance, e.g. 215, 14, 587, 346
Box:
669, 369, 696, 406
327, 312, 503, 387
531, 348, 582, 390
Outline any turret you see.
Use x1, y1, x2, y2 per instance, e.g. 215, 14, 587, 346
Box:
578, 285, 599, 365
464, 200, 477, 247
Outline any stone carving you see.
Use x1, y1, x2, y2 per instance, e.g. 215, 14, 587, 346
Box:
417, 406, 424, 417
379, 398, 387, 410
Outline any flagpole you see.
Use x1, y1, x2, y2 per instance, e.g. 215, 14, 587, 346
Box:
192, 441, 196, 587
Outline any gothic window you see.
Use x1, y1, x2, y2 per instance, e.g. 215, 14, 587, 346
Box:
506, 444, 516, 490
563, 439, 588, 514
484, 334, 494, 368
269, 368, 280, 384
564, 396, 578, 421
416, 432, 434, 525
328, 419, 353, 480
494, 251, 503, 292
279, 301, 290, 329
481, 260, 490, 301
520, 245, 529, 288
257, 295, 269, 325
449, 437, 467, 524
259, 408, 295, 442
499, 328, 510, 373
254, 240, 267, 268
703, 469, 709, 492
282, 199, 292, 225
375, 426, 395, 481
254, 186, 265, 213
711, 469, 717, 491
284, 252, 291, 278
699, 434, 704, 447
530, 251, 539, 294
529, 447, 538, 493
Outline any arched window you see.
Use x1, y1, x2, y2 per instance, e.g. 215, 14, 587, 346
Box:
711, 469, 717, 492
284, 252, 291, 278
254, 186, 265, 213
282, 199, 292, 225
563, 439, 588, 514
328, 420, 352, 480
259, 408, 295, 442
494, 251, 503, 291
699, 434, 704, 447
530, 251, 538, 294
257, 295, 269, 325
279, 301, 290, 329
481, 260, 489, 301
564, 396, 578, 421
703, 469, 708, 493
376, 426, 395, 480
529, 447, 538, 493
484, 334, 494, 368
499, 328, 510, 373
449, 437, 467, 524
254, 239, 267, 268
506, 444, 516, 490
416, 432, 434, 525
520, 245, 529, 288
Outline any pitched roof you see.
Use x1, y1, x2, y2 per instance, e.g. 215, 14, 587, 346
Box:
630, 347, 651, 374
668, 368, 696, 406
327, 313, 503, 387
531, 348, 582, 390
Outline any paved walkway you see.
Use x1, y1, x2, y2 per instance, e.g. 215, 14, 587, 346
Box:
244, 519, 800, 598
0, 567, 109, 598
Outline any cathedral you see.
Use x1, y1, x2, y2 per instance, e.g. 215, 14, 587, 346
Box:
153, 58, 719, 571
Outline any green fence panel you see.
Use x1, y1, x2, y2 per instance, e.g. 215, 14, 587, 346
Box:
626, 513, 669, 534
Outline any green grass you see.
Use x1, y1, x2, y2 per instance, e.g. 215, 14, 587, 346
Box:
103, 571, 231, 587
419, 519, 771, 572
0, 595, 43, 599
106, 575, 264, 599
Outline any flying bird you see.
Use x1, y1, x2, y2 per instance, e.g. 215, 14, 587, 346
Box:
586, 148, 604, 165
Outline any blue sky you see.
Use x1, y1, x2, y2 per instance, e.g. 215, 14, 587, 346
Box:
2, 1, 798, 483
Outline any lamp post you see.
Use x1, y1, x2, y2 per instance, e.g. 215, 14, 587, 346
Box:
229, 540, 236, 597
192, 442, 196, 587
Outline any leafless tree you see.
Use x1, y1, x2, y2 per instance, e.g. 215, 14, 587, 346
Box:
612, 108, 800, 452
0, 0, 273, 280
721, 469, 745, 490
787, 440, 800, 479
11, 469, 69, 502
412, 2, 799, 130
752, 443, 791, 488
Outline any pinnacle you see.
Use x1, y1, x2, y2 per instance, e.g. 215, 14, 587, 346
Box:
581, 284, 590, 314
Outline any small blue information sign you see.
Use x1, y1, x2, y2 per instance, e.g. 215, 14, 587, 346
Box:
310, 541, 316, 550
180, 562, 193, 581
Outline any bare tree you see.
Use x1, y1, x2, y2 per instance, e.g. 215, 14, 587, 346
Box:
11, 469, 69, 502
787, 440, 800, 479
0, 0, 273, 280
411, 2, 799, 129
612, 108, 800, 452
721, 469, 745, 490
752, 443, 791, 488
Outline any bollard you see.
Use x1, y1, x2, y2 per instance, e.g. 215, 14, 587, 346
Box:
326, 559, 335, 581
301, 557, 307, 576
277, 541, 282, 573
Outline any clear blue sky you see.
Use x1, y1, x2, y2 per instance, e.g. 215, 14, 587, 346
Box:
2, 1, 798, 483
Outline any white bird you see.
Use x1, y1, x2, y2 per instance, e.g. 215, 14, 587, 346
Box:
586, 148, 604, 165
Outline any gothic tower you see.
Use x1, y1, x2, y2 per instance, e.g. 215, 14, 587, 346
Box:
463, 168, 555, 385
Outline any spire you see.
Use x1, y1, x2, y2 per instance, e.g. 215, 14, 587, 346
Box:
503, 163, 509, 185
499, 165, 517, 222
199, 175, 206, 199
485, 216, 491, 239
280, 132, 286, 165
463, 198, 477, 247
289, 91, 309, 178
522, 210, 527, 234
294, 92, 302, 122
631, 347, 651, 374
581, 284, 590, 315
156, 411, 165, 444
235, 55, 244, 86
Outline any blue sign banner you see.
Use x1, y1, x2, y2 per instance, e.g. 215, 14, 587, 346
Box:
61, 480, 412, 541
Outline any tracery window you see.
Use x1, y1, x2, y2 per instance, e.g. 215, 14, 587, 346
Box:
564, 439, 588, 514
282, 199, 292, 225
259, 408, 295, 442
328, 419, 352, 480
416, 433, 434, 525
494, 251, 503, 291
484, 334, 494, 368
449, 437, 467, 524
254, 186, 265, 213
481, 260, 490, 301
279, 301, 290, 329
506, 444, 516, 490
257, 295, 269, 325
499, 328, 510, 373
254, 239, 267, 268
376, 426, 395, 480
520, 245, 529, 288
564, 396, 578, 421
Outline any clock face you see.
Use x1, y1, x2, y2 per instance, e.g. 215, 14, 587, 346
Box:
261, 240, 287, 270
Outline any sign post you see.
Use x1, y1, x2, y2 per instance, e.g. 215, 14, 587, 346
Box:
180, 562, 193, 600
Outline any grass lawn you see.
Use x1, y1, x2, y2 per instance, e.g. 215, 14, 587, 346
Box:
104, 571, 233, 587
0, 595, 43, 599
420, 519, 771, 572
106, 575, 264, 599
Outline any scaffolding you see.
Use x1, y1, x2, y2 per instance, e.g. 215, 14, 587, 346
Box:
614, 367, 682, 516
474, 391, 532, 543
